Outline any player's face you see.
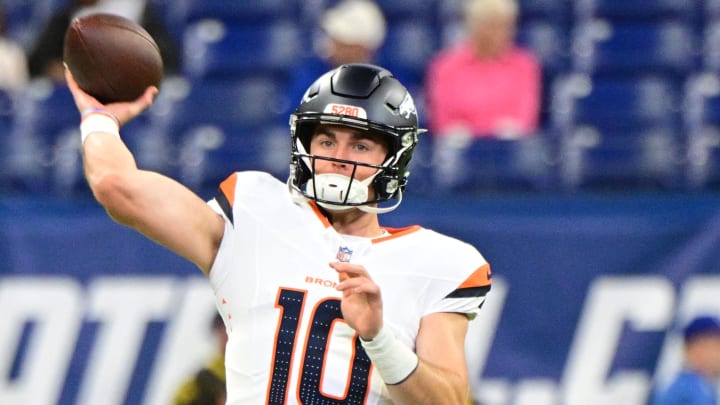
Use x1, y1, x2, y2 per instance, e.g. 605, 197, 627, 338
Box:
469, 12, 516, 57
309, 124, 388, 181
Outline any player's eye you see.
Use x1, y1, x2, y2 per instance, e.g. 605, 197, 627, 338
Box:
354, 143, 370, 152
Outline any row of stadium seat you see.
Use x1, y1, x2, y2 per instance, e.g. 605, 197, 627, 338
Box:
5, 1, 720, 94
6, 0, 720, 45
7, 0, 720, 72
4, 0, 720, 196
2, 73, 720, 196
176, 16, 720, 131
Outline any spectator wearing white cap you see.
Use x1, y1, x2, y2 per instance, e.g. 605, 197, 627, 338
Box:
284, 0, 387, 112
318, 0, 386, 67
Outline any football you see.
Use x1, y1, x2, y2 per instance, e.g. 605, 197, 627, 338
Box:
63, 13, 163, 104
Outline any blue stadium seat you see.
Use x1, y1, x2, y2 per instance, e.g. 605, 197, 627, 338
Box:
2, 80, 80, 194
703, 21, 720, 72
518, 0, 573, 26
0, 88, 14, 126
2, 0, 34, 45
183, 19, 303, 80
438, 0, 572, 26
517, 21, 571, 129
517, 21, 570, 77
708, 0, 720, 20
572, 20, 696, 79
174, 0, 303, 24
13, 81, 78, 141
141, 77, 289, 177
0, 89, 15, 192
551, 75, 684, 190
375, 0, 438, 23
427, 135, 554, 193
147, 0, 186, 45
560, 128, 683, 191
400, 129, 438, 196
555, 75, 682, 134
174, 124, 291, 194
153, 77, 288, 131
377, 21, 439, 93
684, 73, 720, 189
575, 0, 697, 23
3, 0, 67, 47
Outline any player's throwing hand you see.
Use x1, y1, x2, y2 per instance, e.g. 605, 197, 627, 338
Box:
65, 67, 157, 126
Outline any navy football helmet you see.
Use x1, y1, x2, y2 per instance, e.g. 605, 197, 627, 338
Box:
289, 63, 423, 213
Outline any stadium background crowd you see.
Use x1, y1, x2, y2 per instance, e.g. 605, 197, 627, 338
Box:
1, 0, 720, 198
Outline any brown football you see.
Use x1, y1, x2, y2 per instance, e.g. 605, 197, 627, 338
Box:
63, 13, 163, 104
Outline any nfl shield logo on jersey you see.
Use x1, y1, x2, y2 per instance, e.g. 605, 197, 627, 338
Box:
336, 246, 353, 262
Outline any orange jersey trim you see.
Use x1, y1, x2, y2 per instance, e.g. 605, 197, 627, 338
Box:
445, 263, 492, 299
306, 203, 421, 242
308, 201, 333, 229
459, 264, 492, 288
372, 225, 422, 244
219, 173, 238, 207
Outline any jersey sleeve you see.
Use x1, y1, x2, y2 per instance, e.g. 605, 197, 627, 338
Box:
206, 171, 290, 288
432, 263, 492, 320
208, 173, 238, 225
420, 236, 492, 320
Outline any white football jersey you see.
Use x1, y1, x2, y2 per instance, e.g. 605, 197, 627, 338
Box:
207, 171, 491, 405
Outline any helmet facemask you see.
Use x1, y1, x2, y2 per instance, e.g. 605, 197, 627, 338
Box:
289, 118, 415, 213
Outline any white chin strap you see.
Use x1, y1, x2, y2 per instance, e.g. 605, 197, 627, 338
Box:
304, 173, 402, 214
358, 189, 402, 214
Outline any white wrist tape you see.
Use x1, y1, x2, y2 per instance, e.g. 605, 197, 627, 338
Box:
360, 326, 419, 385
80, 109, 120, 144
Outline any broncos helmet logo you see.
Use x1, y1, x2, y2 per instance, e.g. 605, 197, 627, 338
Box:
397, 93, 417, 120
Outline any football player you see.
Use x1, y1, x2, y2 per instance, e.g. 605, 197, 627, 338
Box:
67, 63, 491, 404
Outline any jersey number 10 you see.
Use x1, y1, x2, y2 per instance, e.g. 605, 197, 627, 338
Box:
267, 288, 373, 404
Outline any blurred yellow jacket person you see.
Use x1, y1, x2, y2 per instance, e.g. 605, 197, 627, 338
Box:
174, 314, 228, 405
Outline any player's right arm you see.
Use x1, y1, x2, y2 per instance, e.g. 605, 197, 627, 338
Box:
66, 69, 224, 274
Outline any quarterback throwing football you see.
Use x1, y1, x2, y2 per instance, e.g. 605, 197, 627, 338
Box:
66, 63, 491, 404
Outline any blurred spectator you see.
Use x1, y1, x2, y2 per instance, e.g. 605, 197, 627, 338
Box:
425, 0, 541, 139
27, 0, 180, 84
651, 315, 720, 405
285, 0, 386, 108
0, 0, 29, 93
173, 314, 227, 405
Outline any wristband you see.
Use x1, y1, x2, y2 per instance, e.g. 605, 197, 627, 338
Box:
360, 326, 419, 385
80, 108, 120, 144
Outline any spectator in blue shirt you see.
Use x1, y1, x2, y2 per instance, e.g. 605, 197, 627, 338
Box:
652, 315, 720, 405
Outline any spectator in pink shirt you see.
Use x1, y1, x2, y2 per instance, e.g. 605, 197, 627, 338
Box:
426, 0, 541, 139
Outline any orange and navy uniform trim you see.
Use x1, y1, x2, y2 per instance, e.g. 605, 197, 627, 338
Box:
372, 226, 421, 243
308, 201, 333, 228
308, 202, 422, 242
215, 174, 238, 225
445, 263, 492, 300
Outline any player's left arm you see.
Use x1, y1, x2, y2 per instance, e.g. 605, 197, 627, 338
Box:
386, 312, 470, 405
334, 262, 472, 405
